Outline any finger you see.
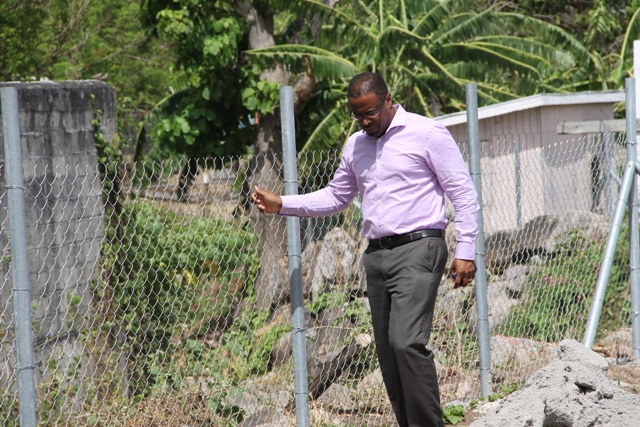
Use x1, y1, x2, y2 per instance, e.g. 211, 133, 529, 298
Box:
453, 273, 462, 288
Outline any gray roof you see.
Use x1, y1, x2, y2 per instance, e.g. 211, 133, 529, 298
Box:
433, 90, 625, 127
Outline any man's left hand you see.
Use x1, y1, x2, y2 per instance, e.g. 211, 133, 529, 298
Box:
451, 259, 475, 288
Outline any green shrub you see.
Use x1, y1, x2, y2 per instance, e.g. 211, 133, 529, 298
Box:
94, 200, 258, 395
500, 226, 631, 343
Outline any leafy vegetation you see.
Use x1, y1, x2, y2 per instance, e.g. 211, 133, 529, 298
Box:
501, 227, 631, 343
442, 403, 465, 425
94, 200, 259, 393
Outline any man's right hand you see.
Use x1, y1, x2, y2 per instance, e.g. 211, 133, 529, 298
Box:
251, 185, 282, 214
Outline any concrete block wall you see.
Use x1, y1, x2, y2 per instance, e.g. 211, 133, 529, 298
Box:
0, 81, 113, 395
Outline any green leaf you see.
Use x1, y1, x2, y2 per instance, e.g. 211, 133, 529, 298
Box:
442, 404, 465, 425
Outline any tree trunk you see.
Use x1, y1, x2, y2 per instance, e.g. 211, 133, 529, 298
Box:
235, 1, 319, 312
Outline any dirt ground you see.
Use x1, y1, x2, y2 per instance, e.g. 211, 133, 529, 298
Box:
607, 363, 640, 394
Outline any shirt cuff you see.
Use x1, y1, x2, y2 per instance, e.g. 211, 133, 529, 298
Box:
454, 242, 476, 261
278, 195, 297, 216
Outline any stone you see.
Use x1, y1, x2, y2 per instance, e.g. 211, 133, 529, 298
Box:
503, 264, 530, 298
556, 338, 609, 372
315, 383, 354, 411
490, 335, 556, 384
468, 281, 519, 334
598, 328, 635, 362
485, 212, 609, 272
301, 227, 367, 296
238, 409, 292, 427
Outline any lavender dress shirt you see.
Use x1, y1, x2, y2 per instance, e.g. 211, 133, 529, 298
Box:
280, 105, 479, 260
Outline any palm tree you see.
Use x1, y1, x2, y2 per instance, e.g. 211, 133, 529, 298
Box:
248, 0, 590, 152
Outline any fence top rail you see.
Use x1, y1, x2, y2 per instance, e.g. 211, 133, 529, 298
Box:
557, 119, 637, 134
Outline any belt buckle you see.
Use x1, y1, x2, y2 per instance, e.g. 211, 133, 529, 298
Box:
379, 237, 392, 249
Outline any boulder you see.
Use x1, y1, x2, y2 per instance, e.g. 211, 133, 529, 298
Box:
468, 281, 519, 335
238, 409, 292, 427
503, 264, 531, 298
301, 227, 366, 295
490, 335, 556, 384
485, 212, 609, 272
596, 328, 635, 362
315, 383, 355, 411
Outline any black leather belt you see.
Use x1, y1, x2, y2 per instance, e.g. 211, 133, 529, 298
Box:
368, 229, 445, 249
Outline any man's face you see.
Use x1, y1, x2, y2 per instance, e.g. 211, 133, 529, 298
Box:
348, 92, 394, 138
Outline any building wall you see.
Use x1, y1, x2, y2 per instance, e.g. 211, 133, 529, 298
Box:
444, 103, 615, 234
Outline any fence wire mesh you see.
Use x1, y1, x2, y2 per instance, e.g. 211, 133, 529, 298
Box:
0, 131, 636, 426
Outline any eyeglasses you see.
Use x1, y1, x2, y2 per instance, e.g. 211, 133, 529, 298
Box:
349, 95, 388, 121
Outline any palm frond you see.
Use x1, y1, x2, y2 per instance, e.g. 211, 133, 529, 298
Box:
443, 42, 546, 77
432, 7, 505, 44
246, 45, 359, 79
500, 13, 591, 62
303, 0, 378, 41
420, 47, 464, 87
475, 36, 576, 69
412, 0, 456, 37
300, 101, 351, 153
617, 6, 640, 77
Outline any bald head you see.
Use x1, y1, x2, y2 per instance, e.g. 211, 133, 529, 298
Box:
348, 72, 389, 102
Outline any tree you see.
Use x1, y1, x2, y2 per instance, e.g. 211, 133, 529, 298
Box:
249, 0, 589, 152
139, 0, 326, 311
0, 0, 178, 157
483, 0, 640, 91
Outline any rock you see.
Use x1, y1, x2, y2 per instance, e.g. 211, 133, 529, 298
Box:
353, 368, 391, 412
225, 388, 262, 414
225, 374, 293, 415
470, 339, 640, 427
315, 383, 354, 411
309, 408, 342, 426
608, 363, 640, 394
474, 400, 500, 416
270, 306, 354, 371
359, 367, 384, 389
490, 335, 556, 384
436, 282, 473, 323
598, 328, 635, 362
301, 227, 364, 295
485, 212, 609, 272
468, 281, 519, 334
503, 264, 530, 298
238, 408, 292, 427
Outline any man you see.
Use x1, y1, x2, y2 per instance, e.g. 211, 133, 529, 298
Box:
251, 72, 478, 427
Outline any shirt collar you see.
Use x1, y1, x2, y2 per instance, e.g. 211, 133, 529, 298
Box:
388, 104, 407, 133
370, 104, 406, 139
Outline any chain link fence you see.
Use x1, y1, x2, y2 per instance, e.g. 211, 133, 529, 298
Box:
0, 131, 635, 426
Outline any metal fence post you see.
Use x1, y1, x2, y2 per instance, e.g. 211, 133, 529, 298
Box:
626, 78, 640, 359
280, 85, 311, 427
1, 87, 37, 426
604, 124, 613, 218
514, 140, 522, 229
465, 83, 491, 397
584, 160, 636, 348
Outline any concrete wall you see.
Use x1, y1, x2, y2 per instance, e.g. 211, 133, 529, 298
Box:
0, 81, 113, 402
